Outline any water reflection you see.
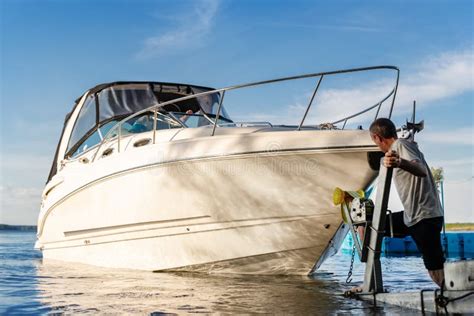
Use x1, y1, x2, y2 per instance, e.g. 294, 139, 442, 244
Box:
1, 231, 423, 314
36, 259, 376, 314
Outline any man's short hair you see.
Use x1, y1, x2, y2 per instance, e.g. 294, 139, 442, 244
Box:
369, 118, 397, 139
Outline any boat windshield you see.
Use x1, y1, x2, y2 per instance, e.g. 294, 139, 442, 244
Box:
171, 112, 233, 128
65, 83, 231, 158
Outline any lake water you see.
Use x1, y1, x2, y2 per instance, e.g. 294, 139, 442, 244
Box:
1, 230, 439, 315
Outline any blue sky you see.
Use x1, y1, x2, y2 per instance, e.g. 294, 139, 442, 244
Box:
1, 0, 472, 224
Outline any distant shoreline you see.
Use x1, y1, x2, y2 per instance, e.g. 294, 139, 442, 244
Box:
0, 224, 37, 232
445, 223, 474, 231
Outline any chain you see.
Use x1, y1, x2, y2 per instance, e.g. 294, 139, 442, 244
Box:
346, 243, 356, 284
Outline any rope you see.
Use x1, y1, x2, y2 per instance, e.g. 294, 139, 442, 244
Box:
434, 281, 474, 314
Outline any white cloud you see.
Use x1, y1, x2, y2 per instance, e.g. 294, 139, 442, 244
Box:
136, 0, 219, 59
392, 49, 473, 118
420, 127, 474, 146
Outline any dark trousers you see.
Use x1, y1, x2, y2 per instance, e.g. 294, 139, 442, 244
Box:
385, 212, 445, 271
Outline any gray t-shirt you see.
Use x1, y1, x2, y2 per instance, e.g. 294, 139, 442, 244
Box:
391, 139, 443, 227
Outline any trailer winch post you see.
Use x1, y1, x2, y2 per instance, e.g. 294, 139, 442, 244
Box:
362, 165, 393, 293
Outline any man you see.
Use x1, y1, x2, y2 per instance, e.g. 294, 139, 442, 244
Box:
369, 118, 445, 287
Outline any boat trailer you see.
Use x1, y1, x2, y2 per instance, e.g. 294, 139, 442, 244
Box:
339, 165, 474, 314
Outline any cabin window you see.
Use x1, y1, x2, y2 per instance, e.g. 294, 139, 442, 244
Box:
70, 130, 101, 157
64, 83, 232, 159
66, 95, 97, 155
98, 85, 157, 122
127, 112, 182, 132
69, 120, 120, 158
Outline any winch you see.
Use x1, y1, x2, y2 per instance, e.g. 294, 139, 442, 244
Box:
350, 198, 374, 225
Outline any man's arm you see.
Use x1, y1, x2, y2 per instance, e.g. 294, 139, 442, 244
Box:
179, 110, 194, 123
384, 150, 427, 177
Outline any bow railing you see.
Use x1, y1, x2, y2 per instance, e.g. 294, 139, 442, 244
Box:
92, 65, 399, 162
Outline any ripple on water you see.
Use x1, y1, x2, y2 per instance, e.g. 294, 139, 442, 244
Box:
0, 231, 437, 315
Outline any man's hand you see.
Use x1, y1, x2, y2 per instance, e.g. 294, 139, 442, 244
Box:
179, 110, 194, 123
383, 150, 401, 168
384, 150, 427, 177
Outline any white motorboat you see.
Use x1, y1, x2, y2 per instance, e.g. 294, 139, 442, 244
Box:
36, 66, 400, 274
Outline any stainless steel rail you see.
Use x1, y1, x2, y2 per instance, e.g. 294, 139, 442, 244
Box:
92, 65, 399, 162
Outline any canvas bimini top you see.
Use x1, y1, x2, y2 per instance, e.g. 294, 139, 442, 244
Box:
47, 81, 231, 182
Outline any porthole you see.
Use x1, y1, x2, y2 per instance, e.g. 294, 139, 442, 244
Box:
102, 148, 114, 157
134, 138, 151, 148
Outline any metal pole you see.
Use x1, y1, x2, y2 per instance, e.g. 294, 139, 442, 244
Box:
117, 124, 121, 153
297, 75, 324, 131
440, 180, 448, 254
388, 69, 400, 119
412, 100, 417, 141
362, 165, 393, 293
211, 91, 226, 137
153, 107, 158, 144
440, 180, 445, 211
91, 143, 102, 162
374, 102, 382, 120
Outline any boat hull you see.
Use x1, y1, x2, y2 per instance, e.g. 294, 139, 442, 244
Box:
38, 153, 376, 273
37, 129, 379, 274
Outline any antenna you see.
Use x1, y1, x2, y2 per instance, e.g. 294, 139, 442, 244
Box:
406, 100, 423, 141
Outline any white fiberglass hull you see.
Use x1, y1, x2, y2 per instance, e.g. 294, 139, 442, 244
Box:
37, 128, 379, 274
